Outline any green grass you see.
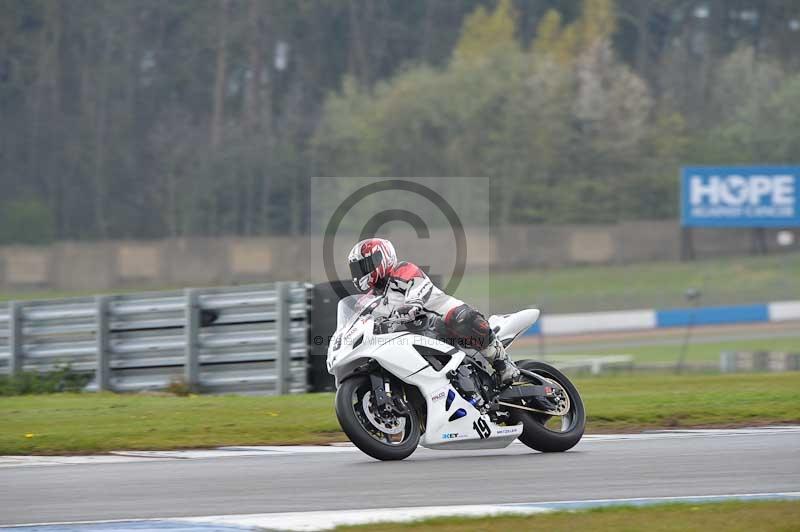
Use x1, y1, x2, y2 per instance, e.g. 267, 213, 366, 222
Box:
0, 392, 339, 455
0, 367, 92, 396
517, 337, 800, 364
336, 500, 800, 532
457, 251, 800, 312
3, 252, 798, 312
2, 372, 798, 455
576, 372, 800, 432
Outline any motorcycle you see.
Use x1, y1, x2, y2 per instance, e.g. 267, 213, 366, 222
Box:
327, 294, 585, 460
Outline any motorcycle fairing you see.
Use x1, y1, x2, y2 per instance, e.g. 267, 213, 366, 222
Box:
329, 317, 522, 449
374, 336, 523, 449
488, 309, 540, 347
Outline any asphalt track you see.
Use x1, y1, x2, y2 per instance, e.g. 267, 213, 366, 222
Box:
2, 429, 799, 527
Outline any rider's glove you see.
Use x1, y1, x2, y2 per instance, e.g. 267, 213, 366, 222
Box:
396, 303, 422, 321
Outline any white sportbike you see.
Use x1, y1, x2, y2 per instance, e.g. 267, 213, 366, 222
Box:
327, 295, 585, 460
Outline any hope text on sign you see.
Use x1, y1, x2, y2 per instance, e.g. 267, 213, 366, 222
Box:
681, 166, 800, 227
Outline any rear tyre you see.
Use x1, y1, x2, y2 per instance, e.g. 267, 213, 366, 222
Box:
335, 374, 420, 461
509, 360, 585, 453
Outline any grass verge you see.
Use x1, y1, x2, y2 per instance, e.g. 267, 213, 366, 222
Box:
1, 372, 798, 455
3, 252, 799, 313
456, 252, 800, 312
575, 372, 800, 432
516, 336, 800, 363
336, 501, 800, 532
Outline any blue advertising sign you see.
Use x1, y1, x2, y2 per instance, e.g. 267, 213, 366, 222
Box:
681, 166, 800, 227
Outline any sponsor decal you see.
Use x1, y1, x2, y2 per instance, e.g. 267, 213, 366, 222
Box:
440, 432, 470, 440
496, 427, 521, 435
681, 167, 800, 227
689, 174, 794, 213
431, 390, 446, 403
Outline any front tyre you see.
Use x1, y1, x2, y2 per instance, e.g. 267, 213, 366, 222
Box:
335, 375, 420, 461
510, 360, 585, 453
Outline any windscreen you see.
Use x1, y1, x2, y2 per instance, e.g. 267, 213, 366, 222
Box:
335, 294, 381, 331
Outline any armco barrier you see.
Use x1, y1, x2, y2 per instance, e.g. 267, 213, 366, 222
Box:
0, 283, 310, 394
720, 351, 800, 373
524, 300, 800, 337
3, 289, 798, 392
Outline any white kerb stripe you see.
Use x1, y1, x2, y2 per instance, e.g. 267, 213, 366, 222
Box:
768, 301, 800, 322
541, 309, 656, 336
175, 505, 550, 531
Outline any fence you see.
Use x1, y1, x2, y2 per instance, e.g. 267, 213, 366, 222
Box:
0, 282, 310, 394
720, 351, 800, 373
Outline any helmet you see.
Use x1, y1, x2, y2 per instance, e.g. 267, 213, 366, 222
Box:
347, 238, 397, 292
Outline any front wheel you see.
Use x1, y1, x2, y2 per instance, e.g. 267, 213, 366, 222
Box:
335, 374, 420, 461
508, 360, 585, 453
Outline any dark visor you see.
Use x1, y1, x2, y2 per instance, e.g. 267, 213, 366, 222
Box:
349, 250, 383, 278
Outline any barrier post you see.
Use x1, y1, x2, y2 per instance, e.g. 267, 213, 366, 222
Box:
275, 282, 291, 394
95, 295, 111, 391
185, 288, 200, 391
8, 301, 23, 376
720, 351, 737, 373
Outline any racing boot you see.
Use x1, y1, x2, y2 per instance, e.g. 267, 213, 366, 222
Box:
483, 337, 520, 387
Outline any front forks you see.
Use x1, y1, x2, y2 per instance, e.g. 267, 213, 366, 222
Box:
370, 372, 409, 417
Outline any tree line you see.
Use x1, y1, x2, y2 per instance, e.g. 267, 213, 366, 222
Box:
2, 0, 800, 243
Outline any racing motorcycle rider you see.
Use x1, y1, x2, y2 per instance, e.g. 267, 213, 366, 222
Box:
347, 238, 520, 386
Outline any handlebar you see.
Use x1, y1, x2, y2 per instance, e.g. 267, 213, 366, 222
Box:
374, 312, 432, 334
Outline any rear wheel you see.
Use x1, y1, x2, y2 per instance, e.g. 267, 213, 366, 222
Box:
335, 374, 420, 461
508, 360, 585, 452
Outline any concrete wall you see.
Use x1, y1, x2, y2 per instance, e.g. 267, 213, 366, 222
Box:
0, 237, 308, 292
493, 222, 799, 269
0, 220, 797, 292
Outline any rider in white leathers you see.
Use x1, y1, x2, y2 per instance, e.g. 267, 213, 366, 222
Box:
347, 238, 520, 385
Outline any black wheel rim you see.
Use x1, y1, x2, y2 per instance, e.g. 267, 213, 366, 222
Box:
520, 369, 580, 434
350, 382, 413, 446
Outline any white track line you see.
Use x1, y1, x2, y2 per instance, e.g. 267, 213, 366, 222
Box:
177, 505, 550, 531
2, 426, 799, 468
0, 454, 164, 468
175, 492, 800, 531
4, 492, 800, 531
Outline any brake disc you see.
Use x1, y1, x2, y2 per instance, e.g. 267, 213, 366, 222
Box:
362, 391, 406, 435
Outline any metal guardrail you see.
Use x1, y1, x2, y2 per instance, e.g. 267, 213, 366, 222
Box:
0, 282, 310, 394
545, 355, 635, 375
720, 351, 800, 373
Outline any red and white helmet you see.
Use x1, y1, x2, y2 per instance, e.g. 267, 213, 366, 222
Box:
347, 238, 397, 292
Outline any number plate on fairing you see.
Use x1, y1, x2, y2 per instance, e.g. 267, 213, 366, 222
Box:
422, 416, 523, 450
